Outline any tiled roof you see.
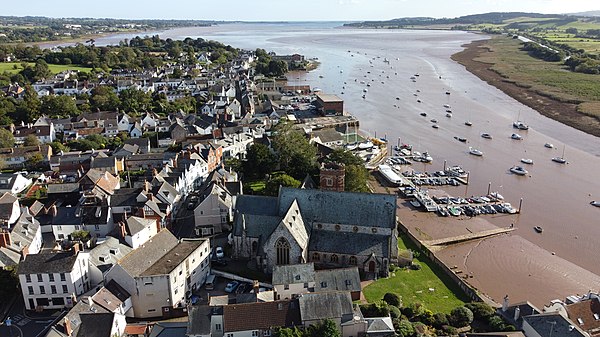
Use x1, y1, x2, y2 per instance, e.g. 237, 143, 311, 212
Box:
117, 229, 179, 277
18, 251, 81, 274
141, 238, 206, 276
565, 298, 600, 335
223, 300, 301, 333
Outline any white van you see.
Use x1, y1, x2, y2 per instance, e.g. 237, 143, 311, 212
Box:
205, 274, 216, 290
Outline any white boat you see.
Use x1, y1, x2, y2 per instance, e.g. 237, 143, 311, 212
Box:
591, 201, 600, 208
552, 145, 567, 164
510, 166, 528, 175
511, 133, 523, 140
465, 121, 473, 126
378, 164, 403, 185
520, 158, 534, 165
513, 121, 529, 130
469, 147, 483, 156
363, 88, 368, 92
420, 151, 433, 163
481, 133, 493, 139
544, 143, 554, 148
443, 104, 450, 108
432, 124, 439, 129
358, 141, 374, 150
446, 113, 452, 118
489, 192, 504, 200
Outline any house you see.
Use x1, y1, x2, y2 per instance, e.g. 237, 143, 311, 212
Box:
315, 93, 344, 116
104, 229, 211, 318
117, 215, 160, 249
149, 322, 188, 337
215, 132, 254, 160
90, 155, 125, 175
0, 192, 22, 226
231, 187, 398, 277
88, 236, 132, 286
12, 122, 56, 144
298, 291, 366, 337
311, 128, 344, 148
193, 181, 234, 237
0, 172, 33, 195
0, 145, 53, 169
124, 138, 151, 154
18, 247, 90, 311
272, 263, 362, 301
522, 312, 589, 337
130, 122, 144, 138
0, 209, 43, 267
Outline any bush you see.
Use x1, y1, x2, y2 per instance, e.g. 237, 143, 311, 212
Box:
383, 292, 402, 307
402, 302, 425, 319
488, 315, 506, 331
393, 319, 414, 337
389, 305, 401, 319
432, 312, 449, 329
418, 309, 435, 326
443, 325, 458, 335
410, 262, 422, 270
465, 302, 495, 320
360, 302, 390, 318
449, 306, 474, 328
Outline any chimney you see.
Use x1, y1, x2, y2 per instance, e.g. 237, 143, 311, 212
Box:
72, 242, 81, 255
253, 280, 260, 294
502, 294, 509, 312
51, 204, 58, 217
87, 296, 94, 309
63, 317, 73, 337
119, 222, 127, 239
514, 307, 520, 321
0, 231, 11, 248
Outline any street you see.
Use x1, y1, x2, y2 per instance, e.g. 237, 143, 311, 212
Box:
0, 296, 64, 337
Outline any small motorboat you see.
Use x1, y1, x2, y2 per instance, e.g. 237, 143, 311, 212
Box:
432, 124, 439, 129
469, 147, 483, 156
465, 121, 473, 126
437, 207, 449, 217
510, 166, 528, 176
420, 112, 427, 117
454, 136, 467, 143
521, 158, 534, 165
446, 113, 452, 118
489, 192, 504, 200
511, 133, 523, 140
591, 201, 600, 208
552, 157, 567, 164
430, 119, 438, 123
448, 207, 462, 216
544, 143, 554, 148
396, 97, 400, 100
443, 104, 450, 108
534, 226, 543, 233
513, 121, 529, 130
446, 91, 451, 95
410, 200, 421, 208
446, 109, 452, 113
481, 133, 492, 139
417, 99, 422, 103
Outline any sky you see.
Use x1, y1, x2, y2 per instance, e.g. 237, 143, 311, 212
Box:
4, 0, 599, 21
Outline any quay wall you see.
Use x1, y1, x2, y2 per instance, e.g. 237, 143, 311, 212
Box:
397, 222, 500, 307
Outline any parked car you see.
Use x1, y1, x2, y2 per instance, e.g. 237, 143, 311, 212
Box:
215, 246, 224, 259
236, 283, 248, 294
224, 281, 239, 293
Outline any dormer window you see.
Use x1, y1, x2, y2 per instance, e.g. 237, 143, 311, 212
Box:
321, 281, 327, 288
109, 248, 119, 255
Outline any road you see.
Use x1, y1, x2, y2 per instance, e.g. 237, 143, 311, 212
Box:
0, 296, 65, 337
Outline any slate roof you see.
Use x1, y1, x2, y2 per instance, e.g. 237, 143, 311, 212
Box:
234, 195, 278, 216
523, 312, 588, 337
233, 213, 281, 238
365, 317, 395, 334
75, 313, 115, 337
56, 297, 110, 336
0, 247, 20, 267
187, 305, 213, 336
297, 291, 354, 322
126, 216, 155, 236
109, 188, 142, 207
222, 300, 301, 333
314, 267, 361, 293
117, 229, 179, 277
309, 230, 389, 256
89, 236, 132, 272
47, 183, 80, 194
278, 187, 397, 229
272, 263, 315, 285
141, 238, 206, 276
148, 322, 188, 337
18, 251, 81, 274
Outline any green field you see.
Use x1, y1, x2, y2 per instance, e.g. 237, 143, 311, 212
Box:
0, 62, 94, 74
363, 233, 468, 314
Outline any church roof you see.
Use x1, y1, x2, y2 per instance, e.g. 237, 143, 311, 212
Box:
309, 230, 389, 257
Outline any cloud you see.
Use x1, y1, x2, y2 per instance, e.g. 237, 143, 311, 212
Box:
338, 0, 360, 5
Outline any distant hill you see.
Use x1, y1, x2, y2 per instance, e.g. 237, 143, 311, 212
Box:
344, 12, 574, 28
569, 11, 600, 17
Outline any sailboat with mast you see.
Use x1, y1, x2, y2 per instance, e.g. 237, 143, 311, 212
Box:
552, 145, 567, 164
513, 111, 529, 130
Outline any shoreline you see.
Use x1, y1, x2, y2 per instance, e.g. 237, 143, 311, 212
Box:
450, 38, 600, 138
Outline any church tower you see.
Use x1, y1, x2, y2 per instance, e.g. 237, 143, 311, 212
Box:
320, 162, 345, 192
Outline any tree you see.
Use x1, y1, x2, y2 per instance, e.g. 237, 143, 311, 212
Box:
402, 302, 426, 319
40, 95, 79, 118
465, 302, 495, 320
23, 134, 40, 146
264, 173, 300, 196
383, 292, 402, 307
432, 312, 449, 329
389, 305, 401, 319
360, 302, 390, 318
25, 153, 44, 169
49, 141, 69, 154
0, 265, 18, 302
243, 143, 277, 179
0, 128, 15, 148
272, 122, 318, 180
307, 319, 340, 337
119, 88, 152, 114
449, 306, 474, 328
15, 85, 41, 122
273, 327, 304, 337
70, 230, 91, 243
327, 149, 368, 192
90, 86, 120, 111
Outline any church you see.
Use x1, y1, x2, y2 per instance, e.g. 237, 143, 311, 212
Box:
231, 187, 398, 277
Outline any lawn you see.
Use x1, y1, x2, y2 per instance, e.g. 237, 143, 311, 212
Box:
246, 180, 266, 194
363, 233, 469, 314
0, 62, 95, 74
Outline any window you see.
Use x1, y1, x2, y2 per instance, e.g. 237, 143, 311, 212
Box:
304, 282, 309, 288
62, 285, 68, 293
148, 309, 156, 312
227, 334, 233, 337
312, 252, 320, 261
51, 285, 57, 294
215, 324, 222, 331
60, 273, 66, 281
349, 256, 357, 265
321, 281, 328, 288
39, 286, 46, 294
26, 275, 31, 283
49, 274, 55, 282
252, 331, 259, 337
345, 279, 352, 286
275, 237, 290, 265
331, 254, 339, 263
284, 284, 289, 290
28, 286, 34, 295
37, 274, 43, 282
94, 225, 100, 231
52, 297, 65, 306
372, 227, 378, 233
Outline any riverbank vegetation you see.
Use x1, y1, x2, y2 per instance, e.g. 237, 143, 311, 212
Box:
452, 35, 600, 136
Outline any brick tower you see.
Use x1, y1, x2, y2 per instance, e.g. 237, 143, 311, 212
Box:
320, 162, 345, 192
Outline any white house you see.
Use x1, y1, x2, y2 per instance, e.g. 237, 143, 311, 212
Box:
104, 229, 211, 318
122, 215, 159, 249
88, 237, 132, 287
193, 182, 233, 237
0, 172, 33, 195
18, 248, 90, 310
0, 192, 22, 226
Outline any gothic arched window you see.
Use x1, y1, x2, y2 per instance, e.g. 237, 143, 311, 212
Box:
275, 237, 290, 265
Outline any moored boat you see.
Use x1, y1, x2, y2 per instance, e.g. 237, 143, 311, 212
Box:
481, 133, 492, 139
511, 133, 522, 140
469, 147, 483, 156
465, 121, 473, 126
520, 158, 534, 165
534, 226, 543, 233
510, 166, 528, 175
544, 143, 554, 148
513, 121, 529, 130
591, 201, 600, 208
